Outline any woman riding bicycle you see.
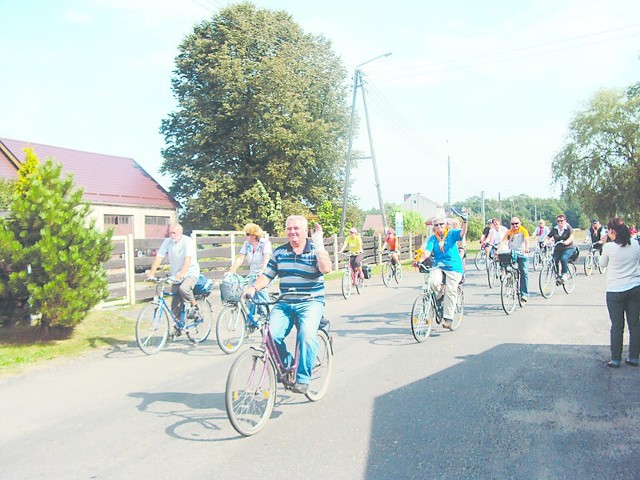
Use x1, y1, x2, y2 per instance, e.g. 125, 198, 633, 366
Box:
382, 228, 400, 265
340, 227, 365, 280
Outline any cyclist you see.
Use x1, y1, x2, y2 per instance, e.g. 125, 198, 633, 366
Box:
534, 220, 550, 251
497, 216, 530, 303
417, 210, 468, 329
340, 227, 365, 281
382, 228, 401, 266
147, 223, 201, 319
228, 222, 272, 324
485, 218, 508, 260
587, 219, 607, 255
546, 214, 575, 282
479, 220, 492, 248
244, 216, 332, 394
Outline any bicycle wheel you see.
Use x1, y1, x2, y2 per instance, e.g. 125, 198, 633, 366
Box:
487, 261, 498, 289
539, 263, 556, 299
474, 250, 487, 271
584, 254, 593, 276
382, 262, 393, 287
216, 304, 247, 354
225, 349, 276, 436
501, 271, 517, 314
186, 297, 213, 344
394, 263, 403, 283
355, 273, 364, 294
596, 252, 607, 274
563, 262, 577, 294
136, 303, 170, 355
306, 330, 333, 402
341, 271, 352, 299
532, 252, 542, 271
450, 286, 464, 330
410, 296, 433, 343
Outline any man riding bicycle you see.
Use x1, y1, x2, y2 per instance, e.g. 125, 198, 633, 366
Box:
497, 216, 530, 303
546, 214, 575, 282
587, 219, 608, 254
417, 209, 468, 329
382, 228, 401, 265
244, 216, 332, 395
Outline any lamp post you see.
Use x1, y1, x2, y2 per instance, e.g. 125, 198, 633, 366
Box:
339, 53, 392, 236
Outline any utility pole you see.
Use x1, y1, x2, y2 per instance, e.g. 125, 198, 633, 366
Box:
447, 155, 451, 211
481, 190, 485, 226
339, 53, 392, 236
498, 192, 502, 225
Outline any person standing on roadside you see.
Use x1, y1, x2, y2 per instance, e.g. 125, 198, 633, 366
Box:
600, 218, 640, 368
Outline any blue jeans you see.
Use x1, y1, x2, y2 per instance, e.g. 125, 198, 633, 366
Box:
516, 253, 529, 297
247, 277, 268, 324
553, 247, 573, 276
606, 285, 640, 362
269, 300, 324, 384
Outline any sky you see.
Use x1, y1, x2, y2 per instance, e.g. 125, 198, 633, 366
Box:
1, 0, 639, 211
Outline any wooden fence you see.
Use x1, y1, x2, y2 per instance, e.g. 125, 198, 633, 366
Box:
100, 232, 427, 307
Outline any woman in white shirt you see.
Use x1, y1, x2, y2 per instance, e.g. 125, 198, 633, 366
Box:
599, 218, 640, 368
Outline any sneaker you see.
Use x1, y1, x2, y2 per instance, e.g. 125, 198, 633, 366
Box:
521, 297, 528, 304
442, 318, 453, 329
291, 382, 309, 394
561, 273, 569, 283
625, 359, 639, 367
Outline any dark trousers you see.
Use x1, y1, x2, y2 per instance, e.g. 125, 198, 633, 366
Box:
606, 285, 640, 362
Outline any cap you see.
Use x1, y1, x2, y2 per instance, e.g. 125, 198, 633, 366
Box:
349, 227, 357, 233
591, 219, 598, 224
386, 228, 393, 234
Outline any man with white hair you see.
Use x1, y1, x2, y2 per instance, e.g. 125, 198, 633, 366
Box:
418, 209, 468, 329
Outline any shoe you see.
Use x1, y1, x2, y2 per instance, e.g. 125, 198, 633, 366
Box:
625, 359, 639, 367
605, 360, 621, 368
442, 319, 452, 329
291, 382, 309, 394
561, 274, 569, 283
521, 297, 527, 304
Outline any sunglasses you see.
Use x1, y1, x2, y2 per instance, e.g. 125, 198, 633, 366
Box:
511, 222, 520, 226
434, 223, 445, 227
557, 219, 565, 222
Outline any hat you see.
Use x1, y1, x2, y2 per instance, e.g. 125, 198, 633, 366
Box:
386, 228, 394, 234
349, 227, 357, 233
591, 219, 598, 224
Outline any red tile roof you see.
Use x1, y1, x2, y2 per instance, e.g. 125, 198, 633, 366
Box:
0, 138, 178, 209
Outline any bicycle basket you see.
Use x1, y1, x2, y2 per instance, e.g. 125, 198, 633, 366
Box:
220, 274, 247, 303
569, 247, 580, 262
193, 274, 213, 295
362, 265, 372, 279
498, 251, 514, 265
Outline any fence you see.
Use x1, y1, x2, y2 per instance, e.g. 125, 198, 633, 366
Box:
100, 232, 427, 307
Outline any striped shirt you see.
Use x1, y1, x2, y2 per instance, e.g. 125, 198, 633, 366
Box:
263, 240, 325, 303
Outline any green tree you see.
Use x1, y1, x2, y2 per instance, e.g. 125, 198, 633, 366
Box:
0, 178, 14, 211
0, 149, 112, 334
316, 200, 341, 236
399, 210, 424, 235
161, 2, 350, 229
552, 87, 640, 225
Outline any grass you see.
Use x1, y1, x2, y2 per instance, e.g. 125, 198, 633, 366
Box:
0, 308, 136, 376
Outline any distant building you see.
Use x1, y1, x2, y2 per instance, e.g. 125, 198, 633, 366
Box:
362, 214, 385, 234
0, 138, 179, 238
400, 193, 445, 223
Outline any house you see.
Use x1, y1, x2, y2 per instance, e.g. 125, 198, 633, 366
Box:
362, 214, 385, 234
400, 193, 445, 223
0, 138, 179, 238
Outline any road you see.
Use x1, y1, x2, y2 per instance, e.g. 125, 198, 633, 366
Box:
1, 266, 639, 480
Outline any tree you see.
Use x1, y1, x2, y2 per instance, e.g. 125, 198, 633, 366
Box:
161, 2, 350, 229
552, 87, 640, 225
0, 149, 112, 334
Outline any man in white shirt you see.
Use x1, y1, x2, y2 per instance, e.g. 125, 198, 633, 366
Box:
147, 223, 201, 318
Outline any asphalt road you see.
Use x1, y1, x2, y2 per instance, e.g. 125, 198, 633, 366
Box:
1, 266, 639, 480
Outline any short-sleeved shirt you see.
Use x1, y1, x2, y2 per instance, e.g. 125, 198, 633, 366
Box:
505, 225, 529, 253
534, 226, 550, 242
157, 236, 200, 278
424, 229, 464, 273
487, 225, 508, 246
263, 240, 324, 303
547, 224, 573, 252
239, 238, 272, 274
343, 235, 363, 254
385, 235, 399, 251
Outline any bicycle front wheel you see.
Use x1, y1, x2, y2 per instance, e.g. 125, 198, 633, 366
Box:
225, 349, 276, 436
487, 261, 498, 289
382, 262, 393, 287
563, 263, 577, 294
532, 252, 542, 271
216, 304, 247, 354
136, 303, 170, 355
501, 272, 517, 314
394, 263, 403, 283
539, 263, 556, 299
596, 252, 607, 274
341, 271, 352, 299
186, 297, 213, 344
450, 287, 464, 330
411, 296, 433, 343
355, 274, 364, 294
306, 330, 333, 402
474, 250, 487, 271
584, 254, 593, 276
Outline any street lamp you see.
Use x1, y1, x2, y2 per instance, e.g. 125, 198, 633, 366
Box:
339, 53, 392, 236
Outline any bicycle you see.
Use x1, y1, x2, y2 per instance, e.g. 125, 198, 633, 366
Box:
583, 241, 606, 276
538, 246, 577, 298
474, 244, 488, 271
498, 251, 523, 315
410, 262, 464, 342
341, 253, 364, 299
486, 248, 500, 289
135, 276, 214, 355
381, 251, 403, 286
532, 244, 551, 271
215, 273, 271, 355
225, 291, 333, 436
